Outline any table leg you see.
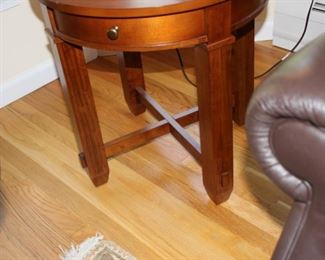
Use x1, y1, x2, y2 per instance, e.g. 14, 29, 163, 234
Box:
55, 41, 109, 186
195, 43, 233, 204
118, 52, 146, 115
232, 21, 255, 126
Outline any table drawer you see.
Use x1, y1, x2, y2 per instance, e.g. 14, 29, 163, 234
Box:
54, 10, 206, 51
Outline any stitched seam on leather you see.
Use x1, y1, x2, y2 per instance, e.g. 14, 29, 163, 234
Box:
269, 118, 314, 201
269, 119, 313, 260
286, 185, 312, 260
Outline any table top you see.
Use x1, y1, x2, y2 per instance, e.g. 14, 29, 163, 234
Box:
41, 0, 267, 30
232, 0, 267, 29
40, 0, 224, 17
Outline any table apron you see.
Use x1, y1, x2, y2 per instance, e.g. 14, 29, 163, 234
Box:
53, 9, 209, 51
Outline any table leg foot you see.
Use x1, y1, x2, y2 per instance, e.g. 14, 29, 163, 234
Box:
195, 42, 234, 205
232, 21, 255, 126
119, 52, 146, 116
204, 177, 233, 204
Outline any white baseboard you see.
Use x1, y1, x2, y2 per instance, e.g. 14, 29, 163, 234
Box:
0, 59, 58, 108
255, 20, 274, 41
273, 14, 325, 51
84, 48, 99, 63
0, 48, 99, 108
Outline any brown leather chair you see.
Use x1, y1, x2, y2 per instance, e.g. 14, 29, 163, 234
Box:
246, 33, 325, 260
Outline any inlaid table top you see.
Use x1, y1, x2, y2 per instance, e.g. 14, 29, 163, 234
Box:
40, 0, 224, 17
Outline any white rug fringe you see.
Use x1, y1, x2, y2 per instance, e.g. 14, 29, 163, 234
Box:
60, 233, 104, 260
60, 233, 136, 260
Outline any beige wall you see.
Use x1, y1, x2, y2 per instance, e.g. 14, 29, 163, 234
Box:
1, 0, 52, 81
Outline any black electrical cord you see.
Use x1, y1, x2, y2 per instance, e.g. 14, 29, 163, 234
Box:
176, 48, 197, 87
254, 0, 315, 79
176, 0, 315, 81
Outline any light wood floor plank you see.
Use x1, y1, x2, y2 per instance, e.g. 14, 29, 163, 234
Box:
0, 41, 290, 259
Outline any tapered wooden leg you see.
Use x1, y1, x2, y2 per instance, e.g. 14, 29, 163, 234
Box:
232, 21, 255, 125
118, 52, 146, 115
55, 41, 109, 186
195, 43, 233, 204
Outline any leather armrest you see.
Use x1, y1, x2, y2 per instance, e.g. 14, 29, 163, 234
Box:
245, 34, 325, 260
246, 34, 325, 201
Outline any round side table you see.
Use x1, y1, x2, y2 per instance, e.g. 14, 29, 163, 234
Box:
40, 0, 267, 204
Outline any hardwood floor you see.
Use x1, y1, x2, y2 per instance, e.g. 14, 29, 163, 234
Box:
0, 41, 290, 259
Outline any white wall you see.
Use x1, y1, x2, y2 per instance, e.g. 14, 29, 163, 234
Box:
257, 0, 276, 23
1, 0, 52, 80
255, 0, 276, 40
0, 0, 57, 108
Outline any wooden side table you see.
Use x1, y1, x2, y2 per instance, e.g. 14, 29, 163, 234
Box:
40, 0, 266, 204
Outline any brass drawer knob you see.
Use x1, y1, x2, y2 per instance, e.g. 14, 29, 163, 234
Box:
107, 26, 120, 40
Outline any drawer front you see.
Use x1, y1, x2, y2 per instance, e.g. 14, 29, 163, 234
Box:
54, 10, 206, 51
